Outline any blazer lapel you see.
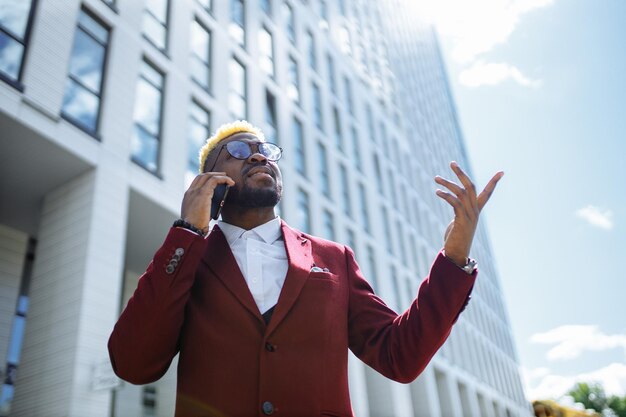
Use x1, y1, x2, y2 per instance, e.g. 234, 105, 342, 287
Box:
266, 220, 312, 337
201, 225, 264, 324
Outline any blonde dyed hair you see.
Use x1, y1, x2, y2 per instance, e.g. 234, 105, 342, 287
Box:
198, 120, 266, 173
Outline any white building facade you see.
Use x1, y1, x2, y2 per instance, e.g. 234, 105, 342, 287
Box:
0, 0, 532, 416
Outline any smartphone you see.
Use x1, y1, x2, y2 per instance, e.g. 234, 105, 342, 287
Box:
210, 184, 230, 220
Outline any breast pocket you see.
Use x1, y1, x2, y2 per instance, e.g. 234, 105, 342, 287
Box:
308, 271, 339, 284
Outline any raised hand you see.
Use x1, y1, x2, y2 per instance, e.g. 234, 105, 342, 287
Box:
181, 172, 236, 234
434, 161, 504, 266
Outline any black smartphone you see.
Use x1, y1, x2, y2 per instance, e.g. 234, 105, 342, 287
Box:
210, 184, 230, 220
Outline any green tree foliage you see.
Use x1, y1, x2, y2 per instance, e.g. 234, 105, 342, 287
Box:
567, 382, 626, 417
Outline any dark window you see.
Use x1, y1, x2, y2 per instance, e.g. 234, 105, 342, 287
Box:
0, 0, 36, 86
317, 141, 330, 197
61, 10, 110, 135
312, 82, 322, 129
293, 117, 306, 176
339, 164, 351, 217
264, 89, 278, 143
131, 60, 165, 174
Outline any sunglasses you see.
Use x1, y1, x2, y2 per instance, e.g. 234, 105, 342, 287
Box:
222, 140, 283, 161
208, 140, 283, 171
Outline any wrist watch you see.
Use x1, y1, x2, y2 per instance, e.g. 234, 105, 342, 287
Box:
443, 250, 478, 275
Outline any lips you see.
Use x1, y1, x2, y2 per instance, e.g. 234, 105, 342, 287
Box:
247, 166, 274, 178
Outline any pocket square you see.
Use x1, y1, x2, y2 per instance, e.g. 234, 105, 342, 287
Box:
310, 265, 330, 273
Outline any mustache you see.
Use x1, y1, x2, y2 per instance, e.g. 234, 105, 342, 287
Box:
243, 163, 276, 178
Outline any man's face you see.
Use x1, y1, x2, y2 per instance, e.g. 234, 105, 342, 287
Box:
204, 132, 283, 208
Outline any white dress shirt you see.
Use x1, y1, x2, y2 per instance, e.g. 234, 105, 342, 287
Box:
216, 217, 288, 314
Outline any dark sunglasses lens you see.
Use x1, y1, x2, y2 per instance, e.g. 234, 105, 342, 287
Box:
260, 143, 282, 161
226, 141, 251, 159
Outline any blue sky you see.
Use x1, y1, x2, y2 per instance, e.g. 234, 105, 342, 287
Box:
418, 0, 626, 401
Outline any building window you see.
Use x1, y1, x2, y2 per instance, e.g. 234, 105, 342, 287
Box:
292, 117, 306, 176
264, 89, 278, 143
396, 219, 407, 265
391, 265, 402, 310
343, 76, 353, 114
382, 206, 393, 253
312, 82, 322, 129
0, 0, 36, 86
287, 56, 299, 103
143, 0, 169, 51
258, 26, 274, 77
196, 0, 211, 12
318, 0, 328, 30
260, 0, 271, 15
229, 57, 246, 118
350, 126, 361, 171
373, 154, 384, 194
332, 107, 342, 151
366, 104, 376, 143
317, 141, 330, 197
358, 182, 370, 233
190, 19, 211, 91
346, 228, 356, 253
339, 164, 351, 217
142, 386, 157, 416
131, 60, 165, 174
366, 245, 378, 291
230, 0, 245, 47
306, 30, 316, 71
322, 210, 335, 240
326, 53, 336, 95
282, 2, 295, 44
61, 10, 110, 135
296, 188, 310, 233
186, 100, 210, 186
338, 26, 351, 55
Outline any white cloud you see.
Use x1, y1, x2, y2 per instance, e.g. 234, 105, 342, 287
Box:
459, 61, 541, 87
576, 205, 614, 230
530, 325, 626, 361
523, 363, 626, 400
409, 0, 555, 63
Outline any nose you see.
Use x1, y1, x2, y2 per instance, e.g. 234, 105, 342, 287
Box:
247, 144, 268, 164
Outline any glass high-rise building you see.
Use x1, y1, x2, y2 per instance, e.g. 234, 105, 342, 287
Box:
0, 1, 531, 416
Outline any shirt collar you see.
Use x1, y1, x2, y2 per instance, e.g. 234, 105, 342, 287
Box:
218, 216, 282, 245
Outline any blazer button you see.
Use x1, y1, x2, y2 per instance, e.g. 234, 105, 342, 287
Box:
265, 342, 275, 352
262, 401, 274, 415
165, 264, 175, 274
175, 248, 184, 256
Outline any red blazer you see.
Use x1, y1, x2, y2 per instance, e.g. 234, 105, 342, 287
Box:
108, 221, 476, 417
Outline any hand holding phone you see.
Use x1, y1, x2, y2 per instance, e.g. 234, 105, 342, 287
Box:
210, 183, 230, 220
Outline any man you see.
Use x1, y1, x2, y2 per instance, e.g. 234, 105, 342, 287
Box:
108, 120, 503, 416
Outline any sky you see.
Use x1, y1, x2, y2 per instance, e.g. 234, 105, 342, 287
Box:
410, 0, 626, 402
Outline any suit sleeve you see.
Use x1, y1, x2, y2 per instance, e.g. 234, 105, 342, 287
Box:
108, 227, 208, 384
346, 246, 476, 383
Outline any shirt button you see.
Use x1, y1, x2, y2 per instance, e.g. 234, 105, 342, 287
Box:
262, 401, 274, 415
265, 342, 275, 352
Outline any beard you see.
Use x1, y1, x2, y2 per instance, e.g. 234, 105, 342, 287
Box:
226, 182, 282, 208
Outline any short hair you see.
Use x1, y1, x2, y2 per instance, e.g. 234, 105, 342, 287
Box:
198, 120, 266, 173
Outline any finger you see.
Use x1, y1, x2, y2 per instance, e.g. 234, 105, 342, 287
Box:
435, 189, 466, 219
434, 176, 477, 219
450, 162, 478, 206
477, 171, 504, 211
201, 175, 236, 191
193, 172, 228, 189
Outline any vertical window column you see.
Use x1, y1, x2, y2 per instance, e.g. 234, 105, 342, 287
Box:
229, 57, 246, 119
0, 0, 36, 86
131, 61, 165, 174
312, 83, 322, 129
143, 0, 170, 51
317, 141, 330, 197
282, 2, 295, 44
287, 56, 299, 103
292, 117, 306, 176
61, 10, 110, 135
186, 101, 211, 185
230, 0, 245, 47
190, 20, 211, 91
264, 90, 278, 143
258, 26, 274, 77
